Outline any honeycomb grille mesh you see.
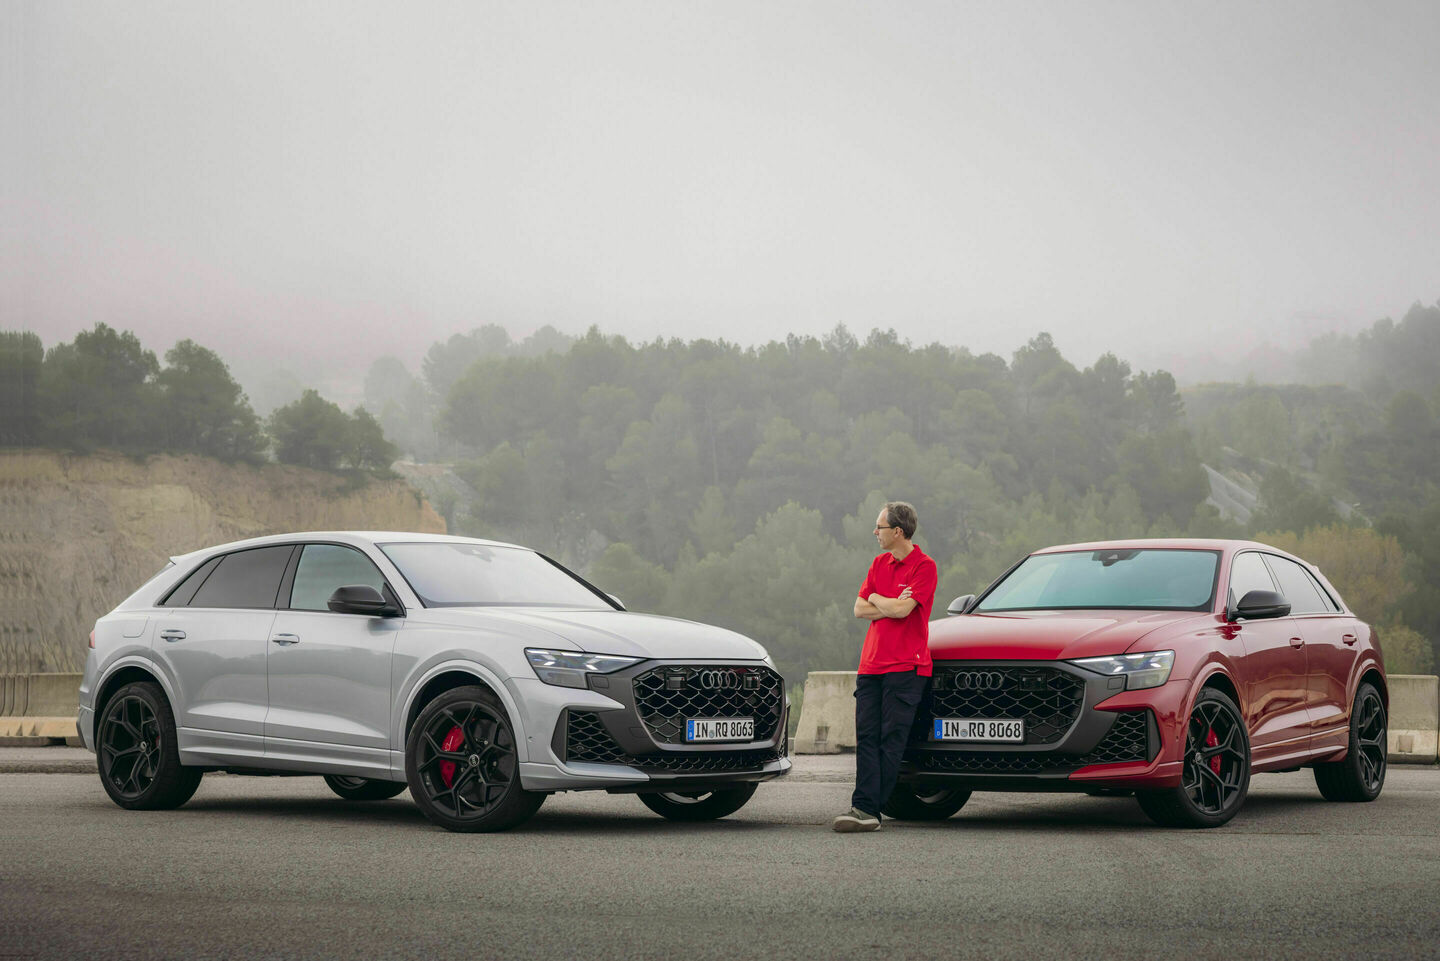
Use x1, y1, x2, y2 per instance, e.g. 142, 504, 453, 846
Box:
564, 711, 781, 773
632, 666, 784, 744
909, 710, 1153, 775
923, 666, 1086, 744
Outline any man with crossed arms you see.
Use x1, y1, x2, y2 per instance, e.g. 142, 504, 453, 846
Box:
832, 500, 938, 832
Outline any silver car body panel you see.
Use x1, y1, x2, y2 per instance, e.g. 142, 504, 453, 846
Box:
81, 531, 792, 789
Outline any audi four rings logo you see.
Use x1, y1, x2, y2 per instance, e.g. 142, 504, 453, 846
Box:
696, 670, 742, 690
954, 671, 1006, 690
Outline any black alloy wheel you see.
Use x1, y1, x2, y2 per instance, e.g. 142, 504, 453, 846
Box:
638, 783, 758, 821
1136, 687, 1250, 828
1314, 682, 1387, 802
881, 784, 972, 821
405, 685, 545, 832
323, 774, 408, 801
96, 681, 203, 810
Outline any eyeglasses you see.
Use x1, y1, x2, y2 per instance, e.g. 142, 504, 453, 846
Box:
873, 525, 897, 533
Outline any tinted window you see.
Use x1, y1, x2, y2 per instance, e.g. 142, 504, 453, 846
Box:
161, 556, 222, 607
189, 547, 294, 609
289, 544, 388, 611
380, 543, 610, 608
1264, 555, 1330, 616
973, 549, 1219, 612
1228, 552, 1276, 606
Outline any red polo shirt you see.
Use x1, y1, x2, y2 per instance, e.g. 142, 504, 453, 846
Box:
856, 545, 936, 676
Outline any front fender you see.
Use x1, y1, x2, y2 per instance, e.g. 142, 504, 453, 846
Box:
393, 655, 530, 760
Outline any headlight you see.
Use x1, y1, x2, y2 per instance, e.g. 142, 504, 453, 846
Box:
1069, 650, 1174, 690
524, 648, 641, 689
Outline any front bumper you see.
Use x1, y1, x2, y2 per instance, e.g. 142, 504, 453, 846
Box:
899, 661, 1188, 791
516, 659, 791, 793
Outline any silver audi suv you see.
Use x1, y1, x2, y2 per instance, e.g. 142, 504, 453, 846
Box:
79, 532, 790, 831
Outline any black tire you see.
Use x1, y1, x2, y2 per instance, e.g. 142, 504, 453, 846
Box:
637, 782, 758, 821
881, 784, 972, 821
323, 775, 408, 801
404, 685, 545, 832
96, 681, 202, 811
1313, 681, 1387, 802
1136, 687, 1250, 829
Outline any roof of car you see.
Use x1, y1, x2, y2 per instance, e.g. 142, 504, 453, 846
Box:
169, 530, 525, 565
1034, 538, 1289, 555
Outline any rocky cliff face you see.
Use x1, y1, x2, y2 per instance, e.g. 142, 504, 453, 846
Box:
0, 451, 445, 673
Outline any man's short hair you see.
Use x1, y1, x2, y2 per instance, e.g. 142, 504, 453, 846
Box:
883, 501, 917, 540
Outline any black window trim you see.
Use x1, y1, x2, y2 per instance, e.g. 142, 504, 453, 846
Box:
280, 541, 406, 617
157, 541, 403, 614
1226, 549, 1279, 612
1259, 552, 1341, 617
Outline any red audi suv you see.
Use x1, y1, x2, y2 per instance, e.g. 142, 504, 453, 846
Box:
891, 539, 1387, 828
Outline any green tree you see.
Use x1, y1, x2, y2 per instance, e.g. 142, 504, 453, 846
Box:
0, 331, 43, 446
155, 339, 265, 461
345, 407, 398, 472
268, 389, 351, 470
588, 542, 670, 612
40, 323, 159, 451
1249, 468, 1340, 536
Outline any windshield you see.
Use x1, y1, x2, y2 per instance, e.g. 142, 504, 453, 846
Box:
975, 549, 1220, 612
379, 542, 613, 609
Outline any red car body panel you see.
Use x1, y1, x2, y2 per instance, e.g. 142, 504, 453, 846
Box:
907, 538, 1387, 792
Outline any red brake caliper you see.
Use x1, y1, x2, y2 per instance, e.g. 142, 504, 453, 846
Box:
438, 725, 464, 788
1205, 727, 1221, 775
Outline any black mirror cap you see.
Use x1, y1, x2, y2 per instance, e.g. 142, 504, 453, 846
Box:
1231, 589, 1291, 622
947, 594, 976, 616
328, 584, 399, 617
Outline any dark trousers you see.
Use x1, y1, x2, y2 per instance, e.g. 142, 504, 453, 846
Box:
851, 669, 928, 816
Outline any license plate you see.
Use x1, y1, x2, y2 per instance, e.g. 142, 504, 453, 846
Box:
933, 718, 1025, 742
686, 717, 754, 742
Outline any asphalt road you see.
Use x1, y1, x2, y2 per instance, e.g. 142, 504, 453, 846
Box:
2, 755, 1437, 961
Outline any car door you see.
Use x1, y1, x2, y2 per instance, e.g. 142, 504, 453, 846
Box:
1263, 553, 1356, 755
151, 546, 294, 755
1226, 550, 1311, 763
263, 543, 402, 763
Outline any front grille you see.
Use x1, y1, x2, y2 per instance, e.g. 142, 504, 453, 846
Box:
923, 666, 1085, 744
563, 711, 778, 773
907, 710, 1154, 775
632, 665, 784, 744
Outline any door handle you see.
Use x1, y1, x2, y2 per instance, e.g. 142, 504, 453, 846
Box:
159, 629, 186, 642
1343, 633, 1358, 646
271, 633, 301, 646
1288, 636, 1304, 649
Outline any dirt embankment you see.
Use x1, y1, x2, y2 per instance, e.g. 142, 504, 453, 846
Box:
0, 451, 445, 673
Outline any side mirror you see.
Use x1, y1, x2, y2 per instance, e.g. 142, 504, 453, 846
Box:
328, 584, 399, 617
606, 593, 627, 611
1229, 589, 1290, 622
946, 594, 976, 616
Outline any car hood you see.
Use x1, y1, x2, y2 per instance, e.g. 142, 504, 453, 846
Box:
928, 609, 1207, 661
413, 607, 769, 661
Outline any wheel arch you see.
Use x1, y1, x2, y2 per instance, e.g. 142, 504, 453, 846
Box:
1357, 665, 1387, 709
93, 660, 174, 732
1195, 666, 1241, 712
399, 662, 523, 753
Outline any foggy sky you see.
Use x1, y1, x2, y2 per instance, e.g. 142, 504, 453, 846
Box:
5, 1, 1438, 395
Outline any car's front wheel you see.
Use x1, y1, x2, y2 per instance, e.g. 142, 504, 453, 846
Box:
1313, 681, 1387, 802
638, 783, 758, 821
405, 685, 546, 832
1136, 687, 1250, 828
97, 681, 202, 810
882, 784, 972, 820
323, 775, 408, 801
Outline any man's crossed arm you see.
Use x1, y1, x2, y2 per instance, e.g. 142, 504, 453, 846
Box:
854, 587, 916, 621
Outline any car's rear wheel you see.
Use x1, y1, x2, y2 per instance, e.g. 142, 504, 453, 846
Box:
1313, 682, 1387, 802
323, 775, 408, 801
637, 783, 758, 821
405, 685, 545, 832
1136, 687, 1250, 828
97, 681, 202, 810
882, 784, 972, 820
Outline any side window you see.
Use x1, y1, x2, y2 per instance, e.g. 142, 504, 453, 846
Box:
161, 556, 222, 608
189, 546, 294, 609
1264, 555, 1330, 616
1228, 552, 1276, 606
289, 544, 389, 612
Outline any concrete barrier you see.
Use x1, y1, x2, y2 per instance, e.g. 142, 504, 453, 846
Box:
0, 674, 27, 715
793, 669, 1440, 763
24, 673, 81, 717
1388, 674, 1439, 764
792, 671, 858, 754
